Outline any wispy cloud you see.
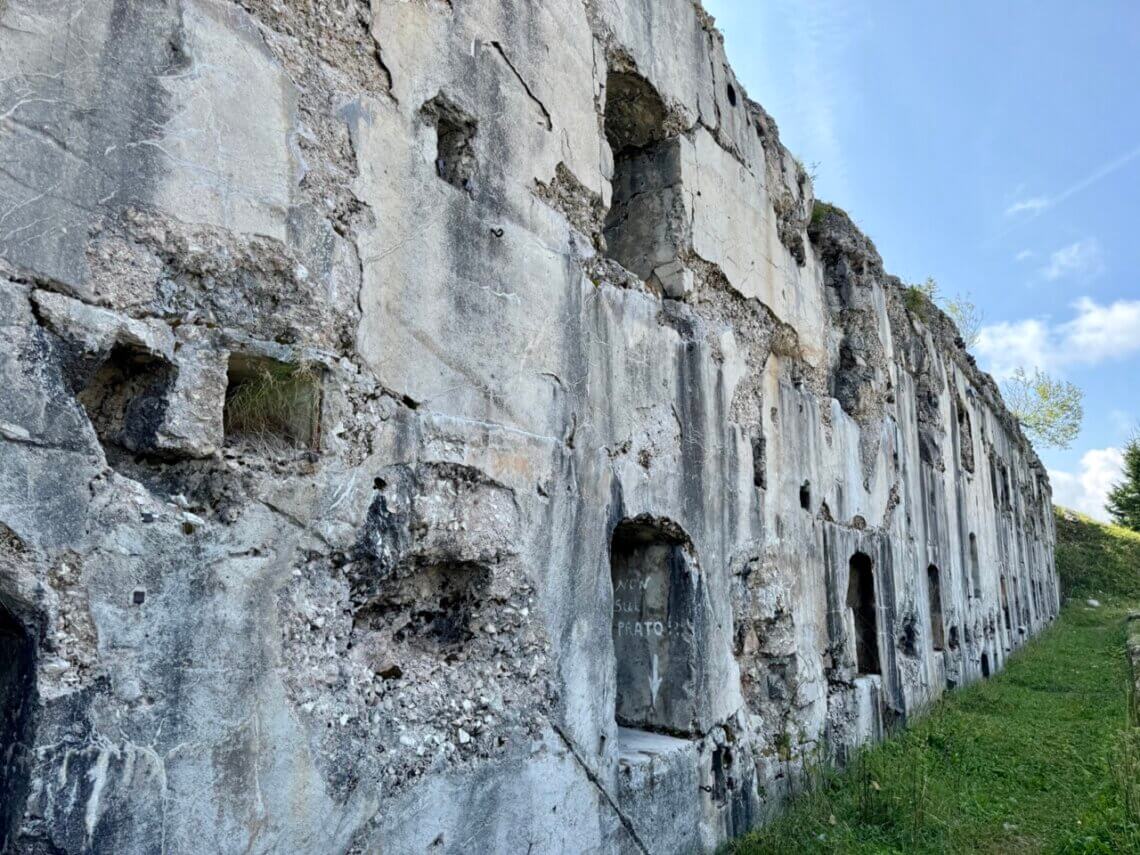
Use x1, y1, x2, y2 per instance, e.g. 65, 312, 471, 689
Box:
1003, 141, 1140, 218
729, 0, 868, 202
1014, 249, 1034, 262
1049, 447, 1124, 522
1005, 197, 1050, 217
1041, 238, 1104, 281
975, 296, 1140, 378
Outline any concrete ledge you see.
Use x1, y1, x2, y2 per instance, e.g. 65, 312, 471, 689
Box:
616, 728, 701, 854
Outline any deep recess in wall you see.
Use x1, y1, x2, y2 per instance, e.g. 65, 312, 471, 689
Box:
0, 602, 35, 851
957, 397, 975, 473
422, 93, 478, 193
611, 518, 699, 734
847, 552, 880, 675
1000, 576, 1012, 640
602, 71, 681, 279
751, 432, 767, 489
926, 564, 944, 651
75, 342, 174, 454
224, 354, 321, 450
969, 533, 981, 597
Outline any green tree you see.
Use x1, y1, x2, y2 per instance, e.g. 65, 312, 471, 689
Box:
1002, 367, 1084, 449
903, 277, 940, 317
901, 278, 983, 350
943, 292, 982, 349
1106, 436, 1140, 532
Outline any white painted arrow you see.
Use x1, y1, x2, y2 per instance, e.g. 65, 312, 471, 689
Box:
648, 653, 663, 706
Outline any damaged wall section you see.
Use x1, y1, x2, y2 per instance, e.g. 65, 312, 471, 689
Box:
0, 0, 1057, 852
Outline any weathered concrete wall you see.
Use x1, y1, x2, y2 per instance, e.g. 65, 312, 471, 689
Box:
0, 1, 1057, 852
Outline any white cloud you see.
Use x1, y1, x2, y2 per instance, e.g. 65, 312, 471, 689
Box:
1049, 447, 1124, 522
975, 318, 1053, 378
1062, 296, 1140, 363
974, 296, 1140, 378
1041, 238, 1104, 281
1005, 197, 1050, 217
1014, 249, 1034, 262
1001, 141, 1140, 220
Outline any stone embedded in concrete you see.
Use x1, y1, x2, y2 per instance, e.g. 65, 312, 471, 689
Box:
0, 1, 1058, 853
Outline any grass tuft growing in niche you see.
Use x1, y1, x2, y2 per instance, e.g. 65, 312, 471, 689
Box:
224, 355, 321, 451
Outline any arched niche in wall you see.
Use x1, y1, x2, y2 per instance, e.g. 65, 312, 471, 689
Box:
610, 516, 701, 734
926, 564, 945, 651
601, 70, 683, 285
846, 551, 881, 675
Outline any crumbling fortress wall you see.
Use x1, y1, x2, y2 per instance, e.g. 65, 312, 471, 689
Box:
0, 1, 1057, 852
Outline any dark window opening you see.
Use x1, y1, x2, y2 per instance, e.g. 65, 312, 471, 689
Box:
610, 517, 699, 734
75, 342, 175, 454
846, 552, 880, 675
1000, 576, 1012, 635
799, 481, 811, 511
956, 398, 975, 473
751, 432, 766, 489
224, 355, 321, 451
422, 93, 477, 193
927, 564, 945, 651
898, 614, 918, 658
948, 625, 960, 651
1, 602, 36, 850
602, 71, 683, 282
712, 745, 734, 804
725, 83, 737, 106
980, 652, 991, 678
969, 533, 981, 598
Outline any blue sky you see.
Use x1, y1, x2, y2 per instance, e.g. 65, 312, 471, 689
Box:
705, 0, 1140, 520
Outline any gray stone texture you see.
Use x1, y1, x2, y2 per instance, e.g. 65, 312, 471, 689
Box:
0, 1, 1057, 852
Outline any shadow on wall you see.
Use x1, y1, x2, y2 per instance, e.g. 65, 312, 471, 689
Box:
0, 601, 36, 850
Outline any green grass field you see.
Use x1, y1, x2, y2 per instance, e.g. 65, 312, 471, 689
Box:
730, 510, 1140, 854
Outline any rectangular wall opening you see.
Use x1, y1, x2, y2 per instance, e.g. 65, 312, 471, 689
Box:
927, 564, 945, 651
76, 341, 174, 454
224, 355, 321, 451
969, 533, 981, 598
846, 551, 880, 675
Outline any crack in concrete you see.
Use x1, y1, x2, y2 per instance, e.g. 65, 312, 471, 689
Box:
550, 723, 651, 855
487, 41, 553, 132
